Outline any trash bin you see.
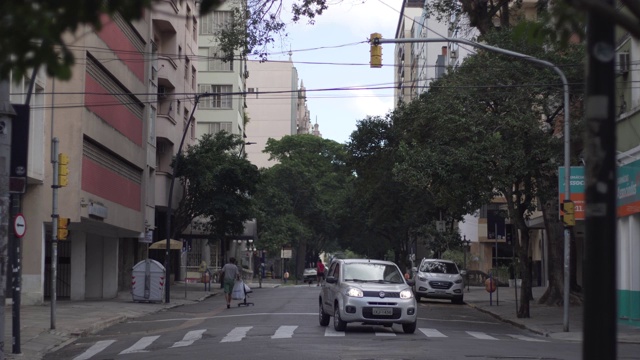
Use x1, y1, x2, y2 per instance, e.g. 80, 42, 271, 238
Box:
132, 259, 165, 302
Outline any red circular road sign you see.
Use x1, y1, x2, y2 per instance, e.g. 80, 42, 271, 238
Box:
13, 214, 26, 238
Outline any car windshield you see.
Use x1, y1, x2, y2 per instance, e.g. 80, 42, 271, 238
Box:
420, 261, 459, 274
342, 263, 404, 284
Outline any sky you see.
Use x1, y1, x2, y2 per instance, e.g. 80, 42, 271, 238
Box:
255, 0, 403, 144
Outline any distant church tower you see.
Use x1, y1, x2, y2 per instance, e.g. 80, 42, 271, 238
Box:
312, 116, 322, 137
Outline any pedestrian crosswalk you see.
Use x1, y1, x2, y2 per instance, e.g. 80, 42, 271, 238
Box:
71, 326, 549, 359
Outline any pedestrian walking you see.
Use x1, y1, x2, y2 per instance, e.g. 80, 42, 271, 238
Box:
220, 257, 241, 308
316, 258, 325, 286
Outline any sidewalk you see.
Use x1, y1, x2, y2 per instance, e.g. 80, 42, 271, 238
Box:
464, 285, 640, 343
4, 281, 640, 359
2, 278, 281, 360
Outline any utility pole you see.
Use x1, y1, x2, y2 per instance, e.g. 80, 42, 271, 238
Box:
583, 2, 617, 359
164, 93, 204, 303
0, 80, 17, 360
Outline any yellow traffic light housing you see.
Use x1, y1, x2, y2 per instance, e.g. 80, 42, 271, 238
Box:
370, 33, 382, 68
58, 153, 69, 187
561, 200, 575, 227
58, 217, 70, 240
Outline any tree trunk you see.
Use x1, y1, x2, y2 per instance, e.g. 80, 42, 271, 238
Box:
539, 195, 566, 306
295, 239, 307, 283
517, 222, 531, 318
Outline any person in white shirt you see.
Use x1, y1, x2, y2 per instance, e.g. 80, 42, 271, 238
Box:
220, 257, 240, 308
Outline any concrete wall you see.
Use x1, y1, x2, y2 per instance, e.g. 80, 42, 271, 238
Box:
102, 236, 119, 298
71, 232, 87, 300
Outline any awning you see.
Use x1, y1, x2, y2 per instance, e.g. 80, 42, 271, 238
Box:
149, 239, 182, 250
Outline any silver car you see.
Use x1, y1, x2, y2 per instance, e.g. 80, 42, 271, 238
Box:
412, 258, 465, 304
318, 258, 418, 334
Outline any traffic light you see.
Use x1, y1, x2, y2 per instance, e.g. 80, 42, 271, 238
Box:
58, 153, 69, 187
505, 224, 514, 245
370, 33, 382, 68
58, 217, 69, 240
561, 200, 575, 227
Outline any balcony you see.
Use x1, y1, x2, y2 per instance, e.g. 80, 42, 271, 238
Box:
157, 56, 179, 89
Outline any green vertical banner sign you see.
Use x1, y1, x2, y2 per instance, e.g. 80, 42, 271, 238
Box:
558, 166, 585, 220
617, 159, 640, 217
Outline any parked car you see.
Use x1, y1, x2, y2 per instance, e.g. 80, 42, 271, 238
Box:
318, 258, 418, 333
303, 268, 317, 283
412, 258, 465, 304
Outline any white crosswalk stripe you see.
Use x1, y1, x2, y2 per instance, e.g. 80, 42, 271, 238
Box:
467, 331, 499, 340
419, 328, 447, 337
221, 326, 252, 342
72, 340, 116, 360
68, 326, 554, 358
172, 329, 207, 347
508, 334, 548, 342
119, 335, 160, 354
324, 327, 345, 336
375, 331, 396, 336
272, 325, 298, 339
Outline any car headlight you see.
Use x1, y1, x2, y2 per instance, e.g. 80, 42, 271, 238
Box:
347, 288, 363, 297
454, 278, 463, 284
418, 276, 427, 282
400, 289, 413, 299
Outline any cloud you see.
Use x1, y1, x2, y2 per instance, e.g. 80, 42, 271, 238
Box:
288, 0, 401, 36
348, 88, 394, 118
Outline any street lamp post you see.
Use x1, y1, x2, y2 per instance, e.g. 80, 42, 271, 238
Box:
375, 36, 571, 330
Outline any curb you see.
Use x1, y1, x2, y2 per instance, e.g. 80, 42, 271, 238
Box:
466, 302, 547, 336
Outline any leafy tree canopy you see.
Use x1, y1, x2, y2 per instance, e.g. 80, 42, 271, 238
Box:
1, 0, 328, 80
255, 134, 351, 271
345, 115, 445, 265
172, 131, 260, 242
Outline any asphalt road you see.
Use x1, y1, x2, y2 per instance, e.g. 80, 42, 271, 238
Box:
45, 284, 640, 360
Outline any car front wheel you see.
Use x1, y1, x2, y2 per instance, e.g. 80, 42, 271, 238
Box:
402, 320, 417, 334
333, 304, 347, 331
319, 301, 330, 326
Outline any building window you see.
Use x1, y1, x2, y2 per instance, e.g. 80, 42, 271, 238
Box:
208, 47, 233, 71
198, 84, 232, 109
193, 16, 197, 41
200, 11, 232, 35
192, 66, 196, 89
185, 57, 190, 80
207, 122, 232, 134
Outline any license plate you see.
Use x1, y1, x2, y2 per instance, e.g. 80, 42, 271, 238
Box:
372, 307, 393, 316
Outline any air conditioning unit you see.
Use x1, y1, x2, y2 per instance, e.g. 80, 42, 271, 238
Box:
158, 86, 167, 98
617, 52, 630, 75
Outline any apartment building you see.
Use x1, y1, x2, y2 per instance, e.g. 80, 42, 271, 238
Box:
12, 1, 198, 304
615, 6, 640, 325
244, 58, 316, 169
187, 3, 251, 274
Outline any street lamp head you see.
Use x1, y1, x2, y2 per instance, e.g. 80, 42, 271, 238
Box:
245, 142, 257, 145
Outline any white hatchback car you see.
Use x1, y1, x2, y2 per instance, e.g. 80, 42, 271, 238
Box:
318, 258, 418, 333
412, 259, 465, 304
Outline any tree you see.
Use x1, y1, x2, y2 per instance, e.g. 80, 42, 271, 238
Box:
0, 0, 329, 80
255, 134, 351, 281
172, 132, 260, 243
393, 27, 585, 317
346, 115, 447, 270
